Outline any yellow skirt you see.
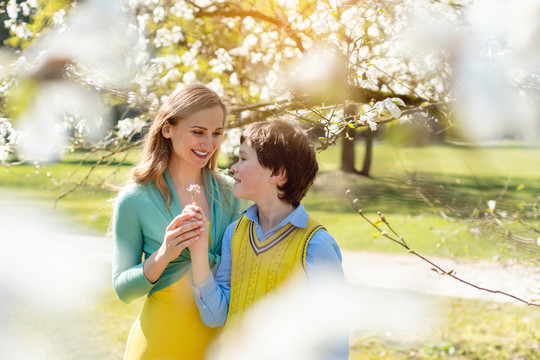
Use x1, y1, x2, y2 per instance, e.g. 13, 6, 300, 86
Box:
124, 272, 219, 360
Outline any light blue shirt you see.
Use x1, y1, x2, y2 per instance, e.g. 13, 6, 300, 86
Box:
192, 203, 349, 359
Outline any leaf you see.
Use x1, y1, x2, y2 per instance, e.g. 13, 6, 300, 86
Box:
373, 233, 381, 238
374, 219, 383, 226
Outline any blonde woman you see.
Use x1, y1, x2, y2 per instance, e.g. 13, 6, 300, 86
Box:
112, 84, 243, 359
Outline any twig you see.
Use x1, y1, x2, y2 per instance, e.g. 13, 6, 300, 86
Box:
346, 189, 540, 307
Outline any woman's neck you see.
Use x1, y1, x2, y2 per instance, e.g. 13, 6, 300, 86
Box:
167, 160, 204, 188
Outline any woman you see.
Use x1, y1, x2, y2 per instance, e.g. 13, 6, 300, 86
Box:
112, 84, 243, 359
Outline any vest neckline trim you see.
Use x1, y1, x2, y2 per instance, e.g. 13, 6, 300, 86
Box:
249, 220, 296, 256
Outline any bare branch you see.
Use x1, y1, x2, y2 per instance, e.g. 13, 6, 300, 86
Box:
346, 189, 540, 307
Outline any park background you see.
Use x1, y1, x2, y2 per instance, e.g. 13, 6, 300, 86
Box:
1, 0, 540, 359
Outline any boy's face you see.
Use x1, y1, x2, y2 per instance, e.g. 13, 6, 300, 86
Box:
230, 141, 274, 202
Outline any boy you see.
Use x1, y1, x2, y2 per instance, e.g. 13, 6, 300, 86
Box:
188, 119, 348, 359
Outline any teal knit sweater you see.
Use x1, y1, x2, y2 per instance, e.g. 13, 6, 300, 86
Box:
112, 168, 244, 304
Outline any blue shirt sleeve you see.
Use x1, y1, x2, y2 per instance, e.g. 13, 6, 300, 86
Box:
191, 220, 236, 327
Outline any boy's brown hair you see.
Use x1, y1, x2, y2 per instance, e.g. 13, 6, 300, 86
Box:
240, 120, 318, 207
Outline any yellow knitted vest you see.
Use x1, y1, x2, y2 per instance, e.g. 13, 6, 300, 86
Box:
226, 215, 324, 326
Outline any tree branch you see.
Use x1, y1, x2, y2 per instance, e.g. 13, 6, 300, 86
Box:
346, 189, 540, 307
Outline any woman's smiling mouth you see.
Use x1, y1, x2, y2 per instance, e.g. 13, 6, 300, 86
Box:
192, 149, 209, 158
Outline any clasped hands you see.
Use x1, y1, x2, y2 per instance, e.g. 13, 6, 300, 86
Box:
157, 204, 208, 263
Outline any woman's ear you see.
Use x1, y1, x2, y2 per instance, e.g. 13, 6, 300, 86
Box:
162, 123, 171, 138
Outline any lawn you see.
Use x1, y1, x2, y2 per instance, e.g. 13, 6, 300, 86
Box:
2, 141, 539, 359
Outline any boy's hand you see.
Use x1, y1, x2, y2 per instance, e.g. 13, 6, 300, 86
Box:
156, 207, 204, 263
184, 203, 209, 256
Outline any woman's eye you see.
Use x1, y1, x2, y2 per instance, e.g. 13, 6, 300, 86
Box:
193, 131, 203, 135
213, 132, 223, 137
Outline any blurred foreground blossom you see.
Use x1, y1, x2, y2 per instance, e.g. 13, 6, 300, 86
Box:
208, 270, 429, 360
397, 0, 540, 143
7, 0, 140, 162
0, 191, 108, 359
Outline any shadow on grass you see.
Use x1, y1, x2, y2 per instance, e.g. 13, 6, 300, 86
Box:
306, 169, 540, 219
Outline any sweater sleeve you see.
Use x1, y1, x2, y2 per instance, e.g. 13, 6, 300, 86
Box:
112, 187, 154, 303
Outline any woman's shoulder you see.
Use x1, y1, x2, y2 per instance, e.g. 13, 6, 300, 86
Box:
116, 181, 156, 205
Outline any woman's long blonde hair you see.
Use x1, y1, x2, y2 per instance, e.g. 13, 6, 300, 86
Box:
130, 84, 227, 208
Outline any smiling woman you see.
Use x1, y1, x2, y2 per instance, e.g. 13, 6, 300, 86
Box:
111, 83, 245, 360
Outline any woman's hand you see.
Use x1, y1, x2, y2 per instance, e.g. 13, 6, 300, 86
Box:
143, 207, 204, 284
156, 208, 204, 263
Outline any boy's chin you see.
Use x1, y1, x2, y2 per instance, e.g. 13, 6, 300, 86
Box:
232, 189, 251, 201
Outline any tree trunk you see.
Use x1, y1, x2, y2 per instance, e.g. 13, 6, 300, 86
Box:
359, 129, 374, 177
340, 128, 357, 173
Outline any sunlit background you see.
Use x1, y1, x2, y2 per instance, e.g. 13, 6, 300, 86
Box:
1, 0, 539, 358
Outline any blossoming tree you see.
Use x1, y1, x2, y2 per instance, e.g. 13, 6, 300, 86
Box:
1, 0, 457, 175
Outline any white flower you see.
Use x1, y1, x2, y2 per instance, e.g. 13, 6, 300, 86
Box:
183, 71, 197, 83
0, 145, 9, 161
374, 98, 406, 118
221, 128, 242, 156
14, 23, 32, 38
229, 72, 240, 85
7, 2, 19, 20
487, 200, 496, 212
52, 9, 65, 26
367, 120, 378, 131
117, 117, 147, 138
537, 237, 540, 247
153, 6, 165, 23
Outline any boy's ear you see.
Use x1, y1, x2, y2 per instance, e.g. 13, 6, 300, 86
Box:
162, 123, 172, 138
269, 167, 287, 185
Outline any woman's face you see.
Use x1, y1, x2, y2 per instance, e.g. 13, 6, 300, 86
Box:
162, 105, 224, 169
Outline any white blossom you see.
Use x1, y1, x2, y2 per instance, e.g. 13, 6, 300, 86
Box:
209, 48, 233, 74
0, 145, 9, 161
207, 78, 224, 96
182, 71, 197, 83
487, 200, 496, 212
221, 128, 242, 156
373, 98, 406, 118
229, 72, 240, 85
7, 1, 20, 20
367, 120, 378, 131
117, 117, 147, 138
171, 2, 194, 20
14, 23, 32, 38
21, 2, 31, 16
537, 237, 540, 247
153, 6, 165, 23
52, 9, 66, 25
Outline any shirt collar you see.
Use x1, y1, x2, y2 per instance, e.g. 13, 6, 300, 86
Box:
243, 202, 309, 229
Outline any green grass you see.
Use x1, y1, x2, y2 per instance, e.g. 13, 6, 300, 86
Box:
350, 296, 540, 360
